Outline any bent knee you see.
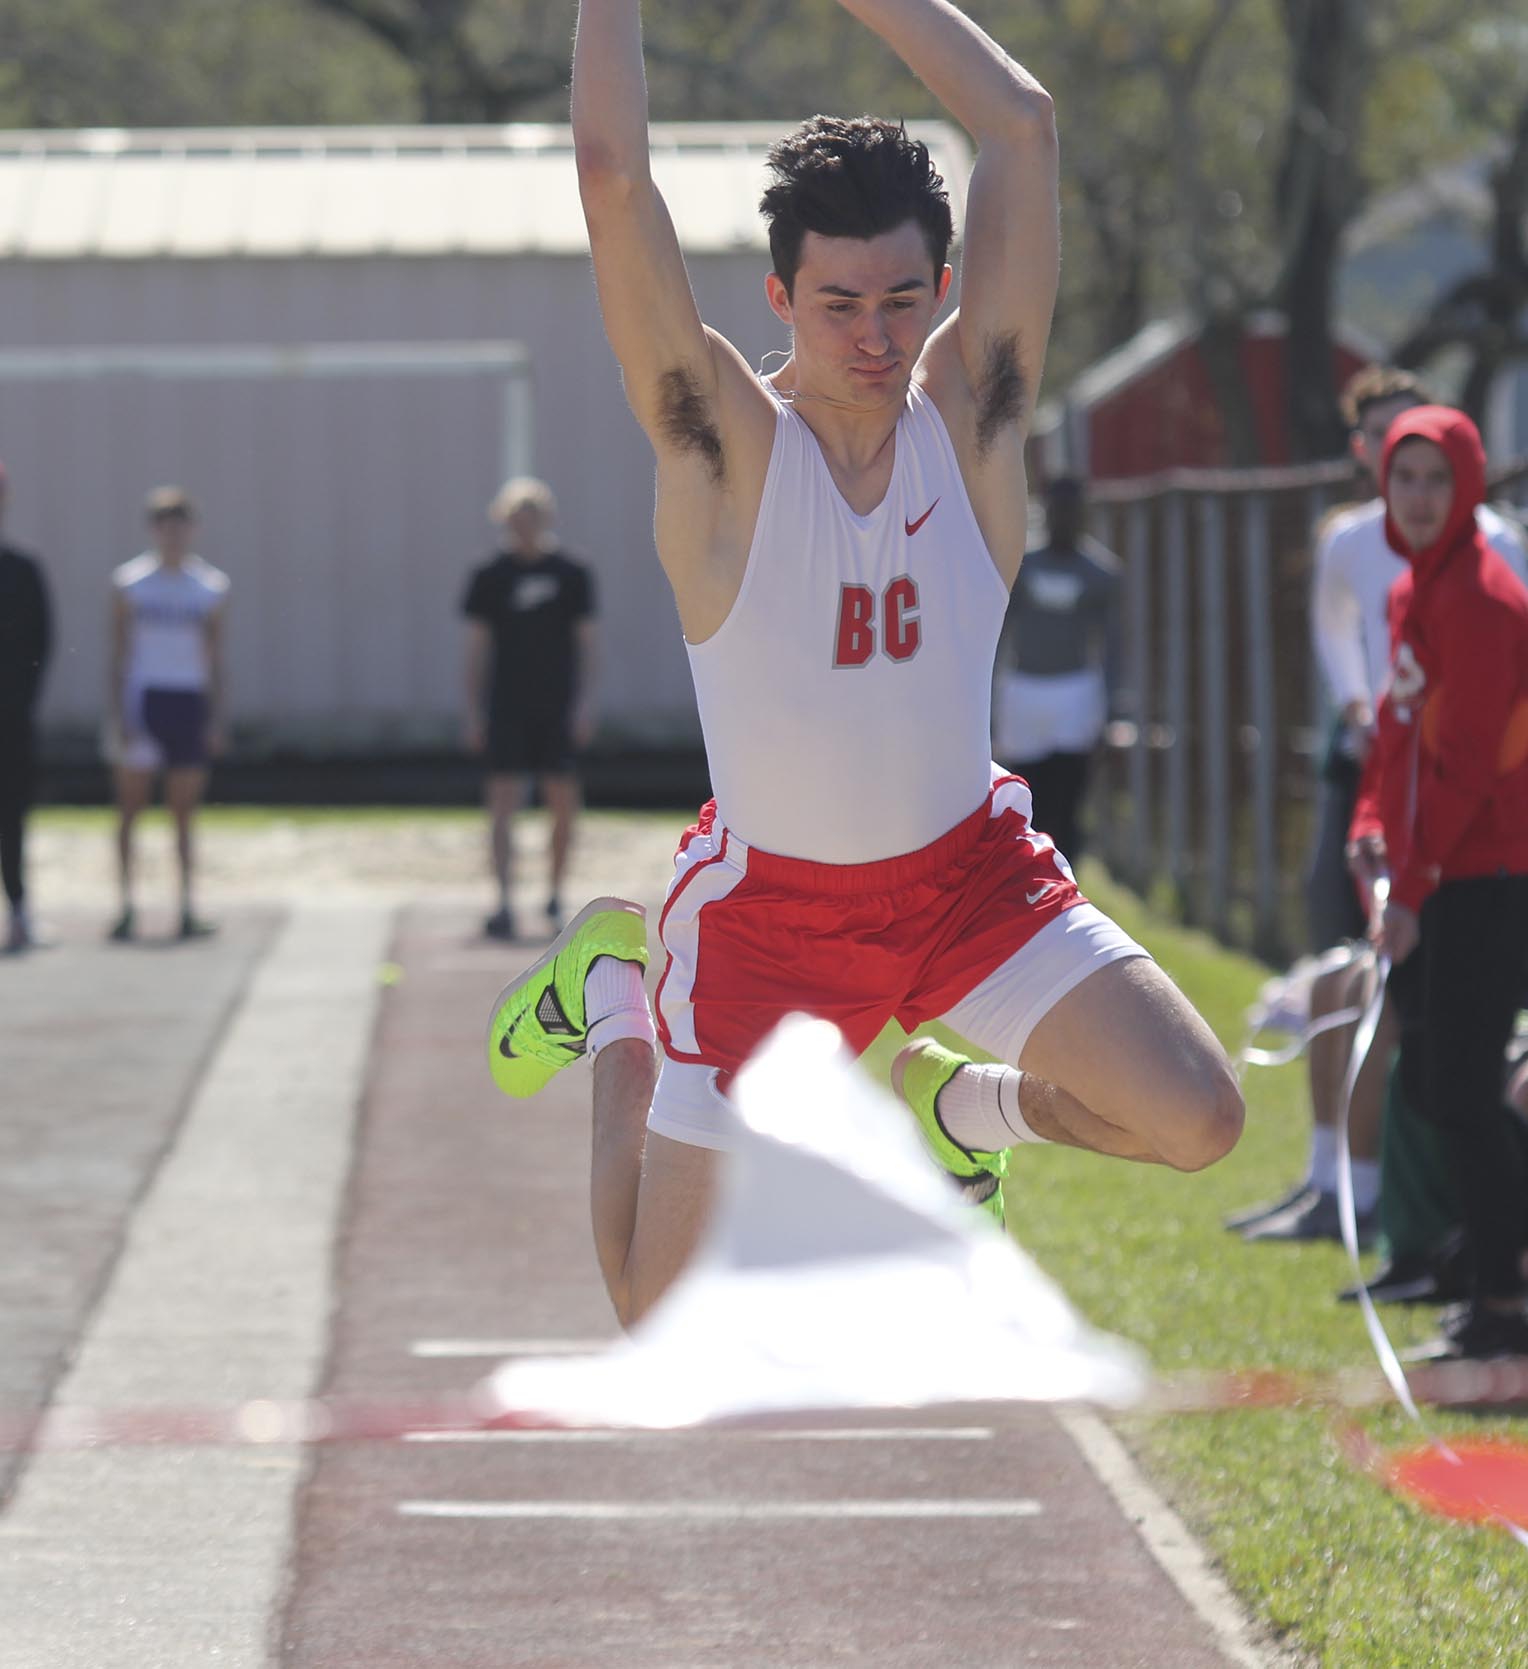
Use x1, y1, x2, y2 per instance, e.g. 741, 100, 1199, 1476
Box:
1164, 1065, 1244, 1172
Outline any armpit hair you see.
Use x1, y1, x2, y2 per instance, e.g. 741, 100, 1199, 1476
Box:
975, 333, 1028, 456
657, 367, 726, 483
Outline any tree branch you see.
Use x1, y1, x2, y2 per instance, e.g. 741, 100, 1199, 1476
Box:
306, 0, 416, 59
1183, 0, 1243, 82
1393, 91, 1528, 422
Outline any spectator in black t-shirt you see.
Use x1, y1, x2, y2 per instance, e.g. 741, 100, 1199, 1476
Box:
462, 477, 597, 940
0, 459, 53, 953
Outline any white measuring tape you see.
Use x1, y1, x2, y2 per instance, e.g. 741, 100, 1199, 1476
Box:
1333, 937, 1528, 1548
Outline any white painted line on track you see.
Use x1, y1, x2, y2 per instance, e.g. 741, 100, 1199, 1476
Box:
398, 1498, 1043, 1521
1056, 1408, 1288, 1669
402, 1426, 995, 1444
0, 903, 394, 1669
410, 1338, 613, 1358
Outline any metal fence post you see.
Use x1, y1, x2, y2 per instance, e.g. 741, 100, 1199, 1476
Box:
1197, 495, 1230, 940
1304, 484, 1334, 759
1093, 503, 1124, 872
1241, 493, 1281, 958
1126, 500, 1153, 891
1086, 455, 1353, 952
1164, 492, 1191, 911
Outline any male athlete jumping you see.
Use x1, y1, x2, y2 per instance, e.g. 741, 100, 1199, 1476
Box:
488, 0, 1243, 1327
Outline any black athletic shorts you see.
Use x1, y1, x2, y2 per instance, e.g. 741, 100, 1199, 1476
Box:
486, 704, 576, 776
126, 687, 210, 770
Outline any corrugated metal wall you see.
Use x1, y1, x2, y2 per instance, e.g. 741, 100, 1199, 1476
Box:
0, 250, 781, 748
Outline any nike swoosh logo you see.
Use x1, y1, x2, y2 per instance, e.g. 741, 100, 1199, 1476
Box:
1025, 886, 1050, 905
904, 498, 940, 536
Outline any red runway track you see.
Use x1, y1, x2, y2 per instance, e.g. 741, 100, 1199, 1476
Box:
1, 901, 1275, 1666
276, 906, 1261, 1668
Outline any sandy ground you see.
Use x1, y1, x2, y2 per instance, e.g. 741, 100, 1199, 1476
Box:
26, 809, 686, 911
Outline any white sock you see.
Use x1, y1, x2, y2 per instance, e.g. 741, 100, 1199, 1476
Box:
1349, 1158, 1381, 1215
935, 1063, 1048, 1152
1306, 1126, 1339, 1194
583, 955, 655, 1057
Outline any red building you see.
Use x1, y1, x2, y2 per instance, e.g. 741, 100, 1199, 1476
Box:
1043, 311, 1378, 481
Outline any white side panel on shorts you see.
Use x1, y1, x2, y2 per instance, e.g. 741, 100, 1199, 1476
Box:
656, 831, 748, 1059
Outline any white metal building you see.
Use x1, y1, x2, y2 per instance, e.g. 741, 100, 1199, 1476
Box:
0, 123, 971, 752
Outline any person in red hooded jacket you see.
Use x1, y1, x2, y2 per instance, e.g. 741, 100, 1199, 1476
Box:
1348, 405, 1528, 1361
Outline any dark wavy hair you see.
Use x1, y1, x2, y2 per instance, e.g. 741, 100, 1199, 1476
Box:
759, 116, 954, 297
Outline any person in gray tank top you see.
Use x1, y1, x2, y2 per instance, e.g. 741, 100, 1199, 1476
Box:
993, 476, 1120, 860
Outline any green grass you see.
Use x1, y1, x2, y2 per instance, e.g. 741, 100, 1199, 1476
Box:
869, 863, 1528, 1669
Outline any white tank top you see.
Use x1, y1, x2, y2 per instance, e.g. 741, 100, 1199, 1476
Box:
687, 383, 1009, 864
114, 553, 229, 691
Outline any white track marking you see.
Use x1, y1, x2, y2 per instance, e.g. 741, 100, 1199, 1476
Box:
1056, 1408, 1289, 1669
0, 904, 393, 1669
409, 1338, 613, 1358
402, 1426, 995, 1444
398, 1498, 1042, 1521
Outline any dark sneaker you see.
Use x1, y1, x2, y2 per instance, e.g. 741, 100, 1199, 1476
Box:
1241, 1188, 1378, 1247
483, 907, 515, 942
179, 912, 217, 940
1404, 1303, 1528, 1364
107, 907, 136, 943
1439, 1300, 1475, 1341
486, 896, 648, 1098
1224, 1180, 1312, 1232
546, 895, 563, 933
1338, 1235, 1472, 1306
1337, 1254, 1440, 1306
892, 1038, 1009, 1228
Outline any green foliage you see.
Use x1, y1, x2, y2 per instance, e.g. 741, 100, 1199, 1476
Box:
0, 0, 415, 128
0, 0, 1519, 420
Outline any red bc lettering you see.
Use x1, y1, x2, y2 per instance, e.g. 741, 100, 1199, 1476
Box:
833, 577, 922, 666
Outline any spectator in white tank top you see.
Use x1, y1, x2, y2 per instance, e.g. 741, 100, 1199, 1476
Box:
106, 486, 229, 943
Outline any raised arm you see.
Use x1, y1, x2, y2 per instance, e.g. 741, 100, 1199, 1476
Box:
572, 0, 776, 638
837, 0, 1059, 429
572, 0, 718, 453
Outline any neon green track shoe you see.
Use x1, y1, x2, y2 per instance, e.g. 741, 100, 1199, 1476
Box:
893, 1037, 1010, 1227
486, 896, 649, 1098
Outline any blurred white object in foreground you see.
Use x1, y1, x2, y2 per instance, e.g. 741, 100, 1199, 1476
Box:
485, 1016, 1146, 1428
1238, 942, 1371, 1069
